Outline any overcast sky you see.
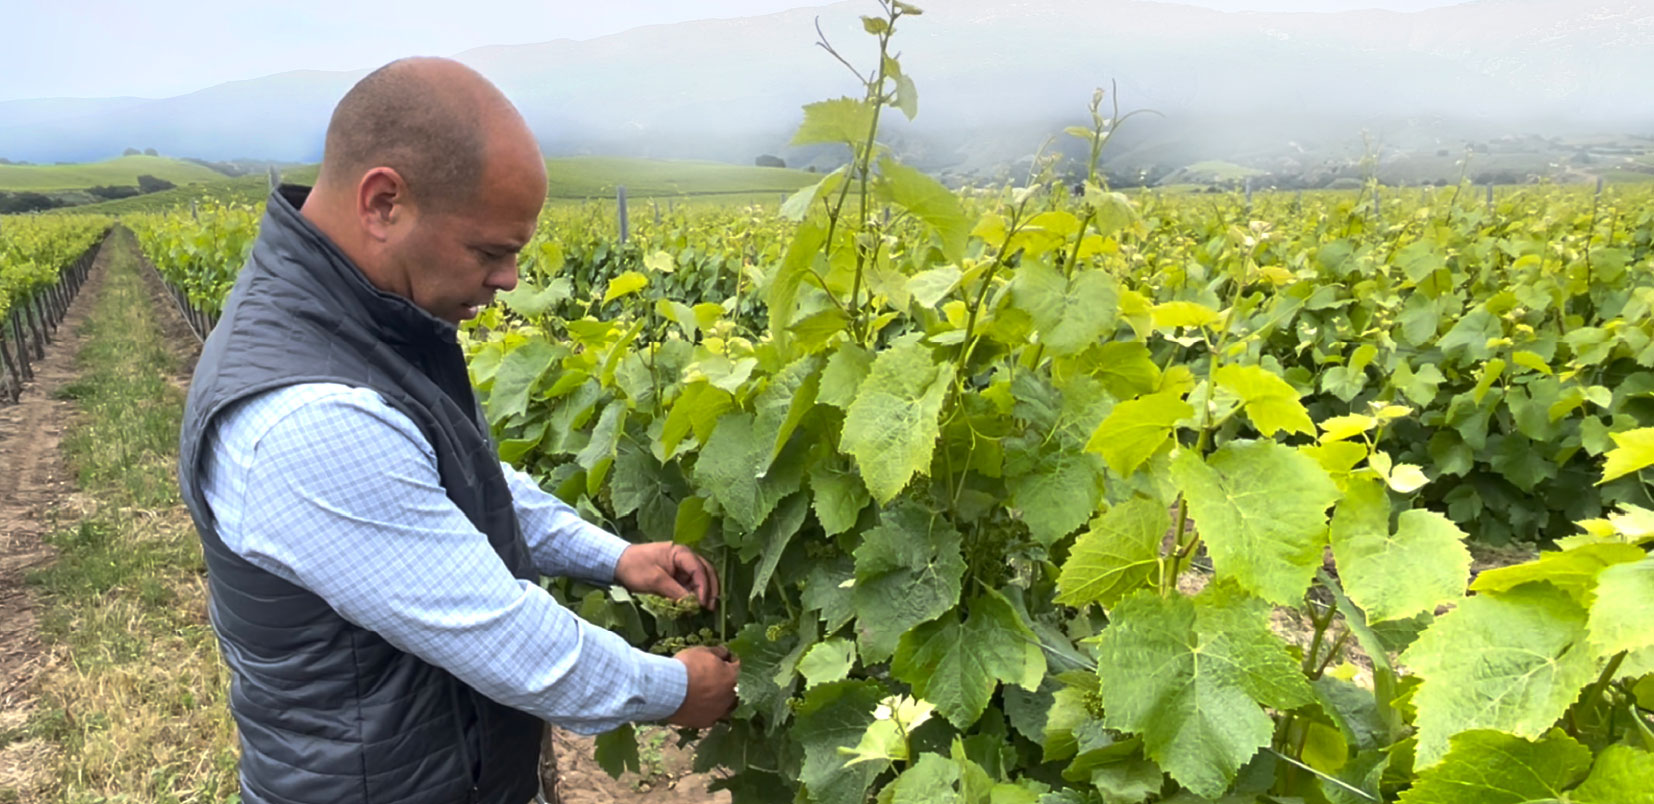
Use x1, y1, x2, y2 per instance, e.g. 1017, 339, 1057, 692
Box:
4, 0, 1470, 102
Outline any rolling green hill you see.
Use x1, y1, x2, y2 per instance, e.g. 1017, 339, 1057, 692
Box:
0, 155, 230, 191
70, 156, 819, 213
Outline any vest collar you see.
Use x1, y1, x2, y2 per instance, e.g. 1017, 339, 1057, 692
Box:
267, 185, 459, 348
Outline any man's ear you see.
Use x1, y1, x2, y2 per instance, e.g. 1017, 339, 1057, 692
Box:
357, 167, 411, 243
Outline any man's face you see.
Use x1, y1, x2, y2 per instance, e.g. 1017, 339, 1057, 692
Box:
387, 151, 546, 324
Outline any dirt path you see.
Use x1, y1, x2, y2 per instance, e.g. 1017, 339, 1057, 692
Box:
0, 235, 109, 790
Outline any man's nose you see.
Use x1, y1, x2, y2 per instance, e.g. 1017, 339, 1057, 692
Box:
488, 264, 519, 292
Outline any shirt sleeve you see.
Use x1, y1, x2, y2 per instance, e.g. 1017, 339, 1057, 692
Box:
499, 462, 630, 584
221, 388, 686, 733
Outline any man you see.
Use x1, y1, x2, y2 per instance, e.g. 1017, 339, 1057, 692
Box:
176, 58, 739, 804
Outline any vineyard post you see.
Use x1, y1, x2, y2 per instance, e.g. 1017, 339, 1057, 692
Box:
1244, 176, 1253, 213
8, 313, 30, 381
617, 185, 630, 244
0, 330, 20, 402
1372, 183, 1380, 220
652, 199, 660, 225
25, 295, 46, 358
1486, 182, 1494, 212
1596, 175, 1604, 197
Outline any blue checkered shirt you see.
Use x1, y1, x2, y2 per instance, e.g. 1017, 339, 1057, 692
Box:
197, 382, 687, 734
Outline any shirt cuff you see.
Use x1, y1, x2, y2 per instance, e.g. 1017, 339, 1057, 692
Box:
626, 651, 689, 725
571, 522, 630, 584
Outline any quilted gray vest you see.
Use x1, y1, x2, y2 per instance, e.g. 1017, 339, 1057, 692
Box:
177, 186, 542, 804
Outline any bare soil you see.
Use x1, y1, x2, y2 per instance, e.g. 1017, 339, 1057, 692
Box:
0, 238, 109, 799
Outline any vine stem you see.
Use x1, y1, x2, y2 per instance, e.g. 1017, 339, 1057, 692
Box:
1317, 568, 1402, 741
1161, 275, 1244, 590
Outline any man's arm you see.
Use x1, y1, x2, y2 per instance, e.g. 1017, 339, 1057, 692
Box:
500, 462, 630, 583
210, 385, 688, 734
502, 458, 721, 613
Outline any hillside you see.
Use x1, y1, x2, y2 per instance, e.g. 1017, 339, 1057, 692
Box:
0, 155, 229, 191
0, 0, 1647, 182
66, 156, 818, 214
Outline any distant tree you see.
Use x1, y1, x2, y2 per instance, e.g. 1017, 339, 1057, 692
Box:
86, 184, 143, 200
806, 165, 818, 173
123, 147, 141, 156
755, 154, 786, 169
144, 147, 159, 156
136, 174, 176, 194
0, 192, 65, 213
1436, 149, 1450, 157
0, 158, 11, 165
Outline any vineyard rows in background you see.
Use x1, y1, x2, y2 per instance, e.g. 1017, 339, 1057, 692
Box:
0, 215, 108, 402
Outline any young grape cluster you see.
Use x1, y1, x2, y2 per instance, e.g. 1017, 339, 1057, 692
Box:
637, 593, 703, 618
648, 628, 720, 655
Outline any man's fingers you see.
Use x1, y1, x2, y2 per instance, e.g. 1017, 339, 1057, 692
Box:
672, 546, 719, 610
708, 644, 733, 662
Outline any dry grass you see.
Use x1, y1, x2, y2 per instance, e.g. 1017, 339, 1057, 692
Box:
13, 231, 238, 803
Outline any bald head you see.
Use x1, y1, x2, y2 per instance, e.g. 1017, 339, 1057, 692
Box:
318, 57, 531, 211
302, 58, 547, 324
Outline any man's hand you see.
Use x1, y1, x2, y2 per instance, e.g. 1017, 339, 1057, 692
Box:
614, 542, 720, 611
668, 645, 740, 728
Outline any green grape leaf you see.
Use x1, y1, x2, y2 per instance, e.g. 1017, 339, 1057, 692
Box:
1214, 364, 1314, 438
1571, 744, 1654, 804
1401, 584, 1599, 766
602, 270, 648, 304
1007, 447, 1105, 546
1330, 479, 1470, 623
819, 343, 874, 409
1055, 497, 1167, 609
892, 590, 1047, 729
575, 400, 626, 471
908, 265, 963, 308
1600, 427, 1654, 483
1171, 440, 1340, 604
791, 97, 876, 147
729, 621, 799, 725
485, 337, 562, 421
852, 502, 966, 662
802, 557, 856, 632
750, 493, 810, 600
795, 680, 885, 804
594, 723, 640, 778
693, 411, 801, 531
1096, 584, 1313, 798
767, 217, 828, 352
1588, 557, 1654, 658
1088, 341, 1162, 400
808, 460, 870, 537
799, 638, 856, 689
1086, 392, 1192, 478
1470, 543, 1646, 608
878, 157, 969, 263
883, 753, 959, 804
1396, 728, 1591, 804
496, 276, 571, 318
1010, 261, 1120, 356
1088, 756, 1163, 804
841, 336, 955, 504
754, 355, 823, 473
